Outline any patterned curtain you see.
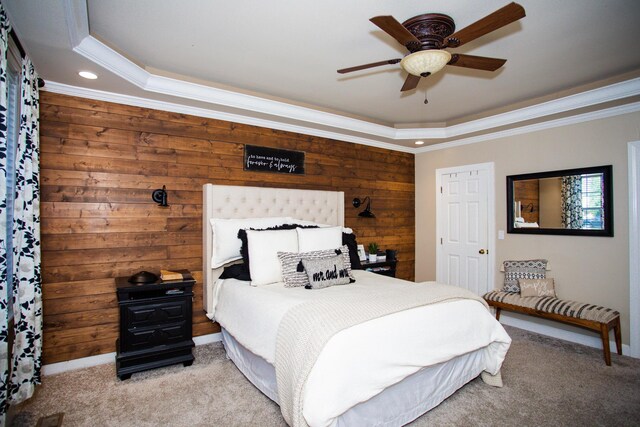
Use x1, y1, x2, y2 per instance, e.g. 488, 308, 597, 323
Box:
8, 56, 41, 406
0, 4, 11, 422
561, 175, 583, 229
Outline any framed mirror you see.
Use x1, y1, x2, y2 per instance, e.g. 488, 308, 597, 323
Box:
507, 165, 613, 236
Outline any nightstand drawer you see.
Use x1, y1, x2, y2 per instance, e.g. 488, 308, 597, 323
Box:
125, 298, 189, 328
125, 322, 189, 351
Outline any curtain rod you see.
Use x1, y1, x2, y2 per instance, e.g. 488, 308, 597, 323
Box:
9, 28, 45, 88
9, 28, 24, 58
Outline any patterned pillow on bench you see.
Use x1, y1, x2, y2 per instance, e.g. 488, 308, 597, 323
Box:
502, 259, 547, 293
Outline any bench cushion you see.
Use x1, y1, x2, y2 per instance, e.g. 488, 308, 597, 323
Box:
484, 291, 619, 324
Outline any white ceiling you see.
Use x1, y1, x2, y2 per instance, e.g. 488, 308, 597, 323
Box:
4, 0, 640, 152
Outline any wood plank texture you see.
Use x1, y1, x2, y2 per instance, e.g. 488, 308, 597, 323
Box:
39, 92, 415, 364
514, 179, 540, 224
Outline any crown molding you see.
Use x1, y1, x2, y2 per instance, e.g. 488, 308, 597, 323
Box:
72, 33, 398, 139
415, 101, 640, 153
73, 29, 640, 144
63, 0, 89, 47
43, 81, 640, 156
58, 0, 640, 154
43, 81, 415, 153
74, 36, 149, 87
400, 76, 640, 140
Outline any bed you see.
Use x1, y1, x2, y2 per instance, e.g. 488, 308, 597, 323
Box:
203, 184, 511, 427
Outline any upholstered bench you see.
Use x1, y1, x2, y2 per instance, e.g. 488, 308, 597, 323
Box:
483, 291, 622, 366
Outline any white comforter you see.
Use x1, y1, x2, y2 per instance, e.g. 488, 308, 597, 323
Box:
211, 270, 511, 427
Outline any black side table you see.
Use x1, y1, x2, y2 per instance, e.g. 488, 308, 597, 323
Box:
115, 274, 195, 380
361, 258, 398, 277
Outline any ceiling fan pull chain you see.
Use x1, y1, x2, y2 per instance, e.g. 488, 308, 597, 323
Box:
424, 91, 429, 104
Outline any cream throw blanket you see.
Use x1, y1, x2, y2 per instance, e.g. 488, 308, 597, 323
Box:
275, 282, 492, 427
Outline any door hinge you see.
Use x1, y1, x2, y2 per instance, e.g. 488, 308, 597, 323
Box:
440, 238, 443, 244
440, 186, 443, 194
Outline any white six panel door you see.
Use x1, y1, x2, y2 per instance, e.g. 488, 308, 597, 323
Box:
439, 169, 489, 295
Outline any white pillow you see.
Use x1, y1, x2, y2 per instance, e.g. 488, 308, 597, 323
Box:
210, 217, 292, 268
247, 229, 299, 286
297, 226, 343, 252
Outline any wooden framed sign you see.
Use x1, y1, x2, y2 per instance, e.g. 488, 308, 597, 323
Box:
243, 144, 305, 175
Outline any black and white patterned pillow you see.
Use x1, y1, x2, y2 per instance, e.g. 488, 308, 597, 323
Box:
302, 255, 352, 289
278, 245, 353, 288
503, 259, 548, 293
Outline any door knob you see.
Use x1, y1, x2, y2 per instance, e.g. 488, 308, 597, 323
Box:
479, 249, 486, 254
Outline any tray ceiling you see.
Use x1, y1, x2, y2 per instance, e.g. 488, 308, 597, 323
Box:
5, 0, 640, 151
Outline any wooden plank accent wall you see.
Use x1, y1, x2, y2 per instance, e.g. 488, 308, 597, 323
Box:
39, 92, 415, 364
514, 180, 540, 224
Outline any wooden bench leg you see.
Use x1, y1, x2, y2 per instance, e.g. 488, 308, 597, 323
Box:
495, 307, 501, 321
614, 317, 622, 355
600, 323, 612, 366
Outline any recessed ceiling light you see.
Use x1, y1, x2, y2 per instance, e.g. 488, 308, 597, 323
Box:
415, 140, 425, 145
78, 71, 98, 80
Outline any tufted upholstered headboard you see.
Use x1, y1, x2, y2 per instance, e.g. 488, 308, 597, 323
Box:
202, 184, 345, 315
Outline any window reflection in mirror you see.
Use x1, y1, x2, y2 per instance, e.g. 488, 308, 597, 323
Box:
507, 166, 613, 236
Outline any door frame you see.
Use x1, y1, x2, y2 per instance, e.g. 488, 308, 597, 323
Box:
628, 140, 640, 358
436, 162, 496, 295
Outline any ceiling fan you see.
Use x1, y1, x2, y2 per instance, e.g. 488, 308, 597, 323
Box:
337, 2, 526, 92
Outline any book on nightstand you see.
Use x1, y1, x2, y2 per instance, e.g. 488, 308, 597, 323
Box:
160, 269, 193, 281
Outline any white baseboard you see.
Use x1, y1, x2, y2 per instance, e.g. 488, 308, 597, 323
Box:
41, 332, 223, 376
42, 351, 117, 376
499, 313, 632, 357
193, 332, 222, 346
41, 319, 635, 377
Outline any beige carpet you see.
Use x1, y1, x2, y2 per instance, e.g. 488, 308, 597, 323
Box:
10, 326, 640, 426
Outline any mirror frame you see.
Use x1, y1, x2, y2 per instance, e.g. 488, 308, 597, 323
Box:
507, 165, 613, 236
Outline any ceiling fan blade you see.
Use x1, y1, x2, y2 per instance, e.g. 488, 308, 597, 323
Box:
446, 2, 525, 47
370, 16, 421, 50
337, 58, 402, 74
448, 54, 506, 71
400, 74, 421, 92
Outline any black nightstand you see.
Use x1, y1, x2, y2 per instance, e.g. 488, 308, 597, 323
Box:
361, 258, 397, 278
115, 274, 195, 380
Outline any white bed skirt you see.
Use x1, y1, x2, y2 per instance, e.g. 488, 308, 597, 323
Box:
222, 328, 486, 427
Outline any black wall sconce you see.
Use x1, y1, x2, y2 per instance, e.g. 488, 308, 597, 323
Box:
352, 196, 375, 218
152, 185, 169, 207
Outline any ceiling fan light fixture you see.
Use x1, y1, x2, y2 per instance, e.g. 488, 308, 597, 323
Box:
400, 50, 452, 77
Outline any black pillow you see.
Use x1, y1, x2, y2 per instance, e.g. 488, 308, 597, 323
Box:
219, 263, 251, 281
342, 231, 362, 270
